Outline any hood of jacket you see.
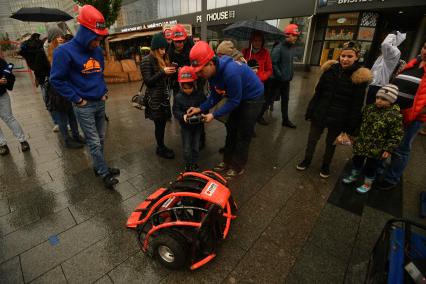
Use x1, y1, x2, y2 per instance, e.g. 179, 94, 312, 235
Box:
73, 26, 100, 51
321, 60, 372, 85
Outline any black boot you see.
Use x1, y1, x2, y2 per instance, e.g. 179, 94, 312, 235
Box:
20, 141, 30, 152
65, 139, 84, 149
156, 146, 175, 159
0, 145, 10, 156
257, 117, 269, 125
282, 120, 296, 128
73, 134, 86, 144
103, 173, 118, 189
94, 167, 120, 177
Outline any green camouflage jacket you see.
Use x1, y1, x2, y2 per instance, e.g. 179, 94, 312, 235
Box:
353, 104, 404, 159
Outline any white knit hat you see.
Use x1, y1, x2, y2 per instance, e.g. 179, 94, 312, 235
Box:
376, 84, 399, 103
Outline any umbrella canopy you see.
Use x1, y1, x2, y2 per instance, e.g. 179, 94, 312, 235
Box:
10, 7, 73, 22
223, 19, 284, 41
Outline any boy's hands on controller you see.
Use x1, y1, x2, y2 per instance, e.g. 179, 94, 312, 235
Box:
382, 151, 391, 159
187, 107, 201, 117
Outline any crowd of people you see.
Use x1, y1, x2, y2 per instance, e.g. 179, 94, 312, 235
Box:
0, 4, 425, 193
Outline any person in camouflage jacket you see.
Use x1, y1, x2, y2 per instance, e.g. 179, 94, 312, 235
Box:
343, 84, 403, 194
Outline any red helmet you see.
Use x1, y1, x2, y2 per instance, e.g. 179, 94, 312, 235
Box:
163, 28, 173, 40
77, 5, 109, 36
178, 66, 197, 83
189, 41, 215, 73
172, 24, 188, 41
284, 24, 300, 36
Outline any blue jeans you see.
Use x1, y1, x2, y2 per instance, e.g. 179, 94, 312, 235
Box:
73, 100, 109, 177
384, 120, 423, 185
51, 109, 80, 141
0, 92, 26, 146
181, 126, 202, 164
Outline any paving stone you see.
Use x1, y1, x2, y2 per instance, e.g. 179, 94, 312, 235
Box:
31, 266, 67, 284
0, 206, 40, 237
0, 256, 23, 284
225, 236, 296, 284
305, 203, 360, 261
0, 199, 10, 216
61, 229, 138, 283
285, 240, 347, 284
93, 275, 114, 284
20, 192, 148, 282
0, 208, 76, 264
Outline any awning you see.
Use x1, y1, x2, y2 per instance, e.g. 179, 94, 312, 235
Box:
108, 30, 158, 43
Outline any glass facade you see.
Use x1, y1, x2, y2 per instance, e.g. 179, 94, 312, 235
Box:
121, 0, 264, 27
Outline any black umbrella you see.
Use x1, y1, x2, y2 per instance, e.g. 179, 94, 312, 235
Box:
10, 7, 73, 22
223, 19, 284, 41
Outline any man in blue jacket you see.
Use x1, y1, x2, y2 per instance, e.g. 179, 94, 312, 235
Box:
187, 41, 264, 177
50, 5, 119, 189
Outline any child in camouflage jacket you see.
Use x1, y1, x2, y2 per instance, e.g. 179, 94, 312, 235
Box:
342, 84, 403, 193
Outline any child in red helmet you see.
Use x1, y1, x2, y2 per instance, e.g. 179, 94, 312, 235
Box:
173, 66, 206, 172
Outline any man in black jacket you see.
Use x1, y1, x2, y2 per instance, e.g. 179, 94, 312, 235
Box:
271, 24, 300, 128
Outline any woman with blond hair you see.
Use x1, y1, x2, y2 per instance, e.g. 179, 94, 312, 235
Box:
140, 33, 177, 159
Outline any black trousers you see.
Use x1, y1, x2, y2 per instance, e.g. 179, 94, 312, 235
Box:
304, 122, 341, 166
223, 99, 263, 171
270, 79, 291, 122
352, 155, 380, 178
154, 119, 167, 147
259, 79, 274, 118
366, 85, 381, 105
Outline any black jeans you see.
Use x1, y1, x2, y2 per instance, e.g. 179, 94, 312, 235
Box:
223, 98, 263, 171
270, 79, 291, 122
352, 155, 380, 178
366, 85, 381, 105
181, 126, 202, 164
154, 119, 167, 147
304, 122, 341, 166
259, 79, 274, 118
52, 109, 79, 141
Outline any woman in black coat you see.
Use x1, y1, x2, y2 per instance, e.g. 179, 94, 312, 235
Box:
297, 41, 372, 178
140, 33, 177, 159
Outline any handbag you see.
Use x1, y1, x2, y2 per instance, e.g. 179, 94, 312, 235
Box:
131, 82, 146, 110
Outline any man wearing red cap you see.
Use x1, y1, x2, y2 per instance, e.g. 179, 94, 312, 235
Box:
50, 5, 120, 189
187, 41, 264, 177
271, 23, 300, 129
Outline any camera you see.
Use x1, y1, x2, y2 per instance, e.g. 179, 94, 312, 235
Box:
187, 115, 204, 124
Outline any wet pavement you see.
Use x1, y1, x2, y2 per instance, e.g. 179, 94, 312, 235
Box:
0, 69, 425, 283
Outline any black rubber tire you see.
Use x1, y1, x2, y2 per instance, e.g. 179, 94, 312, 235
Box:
151, 231, 189, 270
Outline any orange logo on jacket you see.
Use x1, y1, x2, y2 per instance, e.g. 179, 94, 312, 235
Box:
81, 58, 102, 74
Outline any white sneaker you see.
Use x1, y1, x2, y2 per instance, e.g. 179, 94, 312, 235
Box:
52, 125, 59, 132
67, 125, 71, 131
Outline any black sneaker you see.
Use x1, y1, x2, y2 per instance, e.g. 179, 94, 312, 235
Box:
65, 139, 84, 149
296, 159, 311, 171
282, 120, 296, 128
103, 173, 118, 189
20, 141, 30, 152
320, 164, 331, 179
72, 135, 86, 144
0, 145, 10, 156
191, 163, 200, 172
376, 180, 397, 191
156, 146, 175, 159
184, 163, 192, 172
257, 117, 269, 126
94, 167, 120, 177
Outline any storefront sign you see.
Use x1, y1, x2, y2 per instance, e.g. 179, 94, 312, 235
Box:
196, 10, 236, 23
318, 0, 376, 7
120, 20, 178, 33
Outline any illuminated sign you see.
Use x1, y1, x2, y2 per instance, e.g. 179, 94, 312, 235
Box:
196, 10, 236, 23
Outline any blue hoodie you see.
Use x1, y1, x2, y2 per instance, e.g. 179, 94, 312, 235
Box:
50, 26, 107, 103
199, 56, 264, 117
